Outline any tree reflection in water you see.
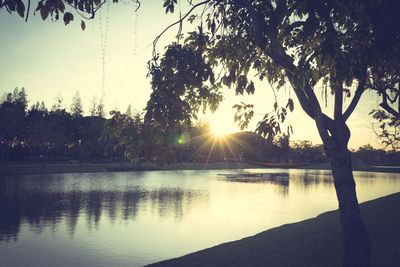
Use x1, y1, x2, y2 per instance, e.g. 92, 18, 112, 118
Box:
220, 172, 291, 195
0, 176, 208, 242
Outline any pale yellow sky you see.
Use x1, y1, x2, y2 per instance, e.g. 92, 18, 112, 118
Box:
0, 1, 383, 149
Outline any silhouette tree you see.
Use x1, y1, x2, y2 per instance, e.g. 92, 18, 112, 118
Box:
100, 110, 143, 163
120, 111, 143, 164
70, 91, 84, 118
26, 101, 49, 159
145, 1, 400, 266
292, 140, 325, 163
96, 98, 106, 118
51, 95, 64, 112
0, 88, 28, 162
89, 96, 106, 118
89, 96, 97, 117
48, 108, 72, 159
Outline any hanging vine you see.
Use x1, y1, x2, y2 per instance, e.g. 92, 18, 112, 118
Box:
98, 0, 110, 100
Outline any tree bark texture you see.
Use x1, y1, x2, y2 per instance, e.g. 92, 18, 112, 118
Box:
326, 122, 371, 267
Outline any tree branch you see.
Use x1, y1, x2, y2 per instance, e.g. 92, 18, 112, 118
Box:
238, 0, 322, 121
286, 73, 314, 118
234, 0, 334, 144
303, 82, 324, 118
315, 113, 333, 145
152, 0, 211, 58
343, 77, 366, 121
235, 0, 295, 74
25, 0, 30, 22
334, 83, 343, 120
380, 93, 400, 119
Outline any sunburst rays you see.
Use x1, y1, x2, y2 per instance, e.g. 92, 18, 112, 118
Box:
181, 130, 262, 169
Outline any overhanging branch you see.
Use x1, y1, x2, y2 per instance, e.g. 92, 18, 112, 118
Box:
239, 0, 321, 121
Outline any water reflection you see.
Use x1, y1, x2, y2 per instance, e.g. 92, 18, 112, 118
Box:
219, 172, 291, 196
0, 175, 208, 243
0, 169, 399, 267
219, 170, 337, 196
299, 172, 333, 187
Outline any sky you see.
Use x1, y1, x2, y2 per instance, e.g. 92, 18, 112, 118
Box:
0, 1, 384, 149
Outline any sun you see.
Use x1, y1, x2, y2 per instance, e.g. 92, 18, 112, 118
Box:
209, 114, 238, 137
211, 125, 230, 137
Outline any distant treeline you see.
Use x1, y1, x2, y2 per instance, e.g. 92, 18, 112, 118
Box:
1, 88, 399, 166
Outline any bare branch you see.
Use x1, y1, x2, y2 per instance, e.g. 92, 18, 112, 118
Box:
25, 0, 30, 22
134, 0, 140, 12
152, 0, 211, 58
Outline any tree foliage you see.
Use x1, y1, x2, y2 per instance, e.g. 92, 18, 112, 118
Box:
370, 109, 400, 150
145, 0, 399, 152
146, 42, 222, 127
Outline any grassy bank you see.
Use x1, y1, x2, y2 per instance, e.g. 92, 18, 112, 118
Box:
148, 192, 400, 267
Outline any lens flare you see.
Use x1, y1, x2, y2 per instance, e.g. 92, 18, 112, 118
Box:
174, 131, 190, 145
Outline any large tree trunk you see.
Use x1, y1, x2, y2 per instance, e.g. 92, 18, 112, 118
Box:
326, 121, 371, 267
330, 150, 371, 267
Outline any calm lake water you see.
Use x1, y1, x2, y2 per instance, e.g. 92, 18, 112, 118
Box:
1, 168, 400, 267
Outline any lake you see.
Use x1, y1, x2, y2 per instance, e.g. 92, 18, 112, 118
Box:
1, 168, 399, 266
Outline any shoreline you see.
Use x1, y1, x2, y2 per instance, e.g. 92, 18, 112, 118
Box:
0, 162, 261, 176
148, 192, 400, 267
1, 162, 400, 176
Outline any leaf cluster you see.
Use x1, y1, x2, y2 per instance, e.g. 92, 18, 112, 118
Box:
146, 42, 222, 128
370, 109, 400, 150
